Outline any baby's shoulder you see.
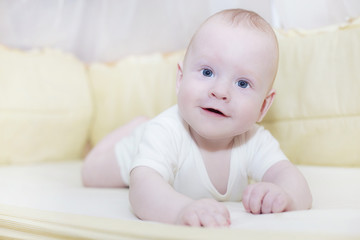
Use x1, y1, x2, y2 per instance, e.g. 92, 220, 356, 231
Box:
148, 105, 183, 128
144, 105, 188, 138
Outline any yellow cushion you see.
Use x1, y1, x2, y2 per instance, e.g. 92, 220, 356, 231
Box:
262, 18, 360, 167
89, 51, 184, 145
0, 46, 92, 165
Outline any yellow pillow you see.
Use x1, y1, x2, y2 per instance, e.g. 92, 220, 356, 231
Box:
0, 46, 93, 165
262, 18, 360, 167
89, 51, 184, 145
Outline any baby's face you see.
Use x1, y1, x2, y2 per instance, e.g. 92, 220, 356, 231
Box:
177, 19, 278, 140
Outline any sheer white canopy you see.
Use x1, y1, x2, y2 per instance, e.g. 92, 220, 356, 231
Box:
0, 0, 359, 62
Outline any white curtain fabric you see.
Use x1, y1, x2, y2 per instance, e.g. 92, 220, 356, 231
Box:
0, 0, 359, 63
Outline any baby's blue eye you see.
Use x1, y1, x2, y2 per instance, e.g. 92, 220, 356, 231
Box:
202, 69, 213, 77
237, 80, 249, 88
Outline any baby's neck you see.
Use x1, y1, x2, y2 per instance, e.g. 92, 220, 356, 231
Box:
189, 128, 234, 152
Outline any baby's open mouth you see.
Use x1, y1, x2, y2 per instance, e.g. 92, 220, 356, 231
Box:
203, 108, 227, 117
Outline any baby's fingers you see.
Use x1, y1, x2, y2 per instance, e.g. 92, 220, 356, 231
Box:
198, 211, 230, 227
182, 211, 228, 227
242, 185, 252, 212
198, 213, 218, 227
178, 199, 231, 227
243, 183, 290, 214
271, 194, 288, 213
242, 184, 267, 214
214, 212, 231, 226
182, 212, 201, 227
261, 192, 278, 214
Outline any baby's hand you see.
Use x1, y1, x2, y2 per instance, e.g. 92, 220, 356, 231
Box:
242, 182, 291, 214
176, 199, 231, 227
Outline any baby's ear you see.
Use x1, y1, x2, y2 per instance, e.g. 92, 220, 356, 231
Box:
176, 62, 183, 95
257, 89, 276, 122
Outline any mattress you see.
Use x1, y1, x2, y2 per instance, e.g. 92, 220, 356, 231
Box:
0, 161, 359, 239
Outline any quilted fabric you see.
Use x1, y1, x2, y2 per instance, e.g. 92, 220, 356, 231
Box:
88, 51, 184, 145
0, 46, 93, 164
262, 19, 360, 166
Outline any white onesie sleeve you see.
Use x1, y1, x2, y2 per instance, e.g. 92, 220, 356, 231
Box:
246, 125, 288, 182
130, 107, 182, 185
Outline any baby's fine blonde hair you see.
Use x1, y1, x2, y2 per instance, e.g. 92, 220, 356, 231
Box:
211, 9, 276, 35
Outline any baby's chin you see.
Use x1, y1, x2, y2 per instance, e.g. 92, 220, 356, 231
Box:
191, 127, 241, 142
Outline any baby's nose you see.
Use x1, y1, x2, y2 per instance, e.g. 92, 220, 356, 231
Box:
210, 92, 228, 101
209, 84, 230, 102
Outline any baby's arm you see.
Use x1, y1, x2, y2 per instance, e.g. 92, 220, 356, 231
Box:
242, 160, 312, 214
130, 166, 231, 227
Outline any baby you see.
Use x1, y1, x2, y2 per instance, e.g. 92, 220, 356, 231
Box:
82, 8, 312, 227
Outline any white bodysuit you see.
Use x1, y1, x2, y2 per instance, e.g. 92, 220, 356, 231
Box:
115, 105, 288, 201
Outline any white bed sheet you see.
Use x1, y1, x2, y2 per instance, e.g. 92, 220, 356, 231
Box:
0, 161, 359, 237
